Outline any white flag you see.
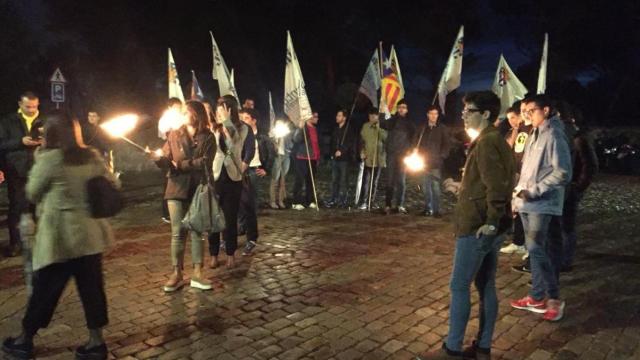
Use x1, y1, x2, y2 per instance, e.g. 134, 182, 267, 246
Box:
210, 31, 237, 99
284, 31, 313, 127
436, 26, 464, 114
358, 48, 381, 107
492, 55, 528, 117
190, 70, 204, 100
268, 91, 276, 130
537, 33, 548, 94
229, 68, 240, 102
168, 48, 185, 102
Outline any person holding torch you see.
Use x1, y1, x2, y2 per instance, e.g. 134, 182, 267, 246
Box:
152, 100, 215, 292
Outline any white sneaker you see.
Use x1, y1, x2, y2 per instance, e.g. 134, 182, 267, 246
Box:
308, 202, 318, 209
358, 203, 368, 210
500, 243, 526, 254
292, 204, 305, 210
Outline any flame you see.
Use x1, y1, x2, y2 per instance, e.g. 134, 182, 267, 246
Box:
466, 128, 480, 141
154, 148, 163, 157
273, 121, 291, 138
158, 108, 186, 134
101, 114, 138, 138
403, 149, 426, 172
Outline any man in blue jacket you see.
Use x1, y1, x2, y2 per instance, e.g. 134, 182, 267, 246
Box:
510, 95, 572, 322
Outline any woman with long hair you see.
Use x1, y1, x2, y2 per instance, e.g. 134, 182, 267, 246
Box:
154, 100, 216, 292
208, 95, 251, 268
2, 112, 117, 359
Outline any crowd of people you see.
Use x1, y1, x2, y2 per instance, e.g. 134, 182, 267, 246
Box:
0, 89, 598, 359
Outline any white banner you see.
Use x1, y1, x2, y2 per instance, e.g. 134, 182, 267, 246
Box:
492, 55, 528, 117
210, 31, 238, 100
284, 31, 313, 126
436, 26, 464, 113
537, 33, 548, 94
168, 48, 185, 102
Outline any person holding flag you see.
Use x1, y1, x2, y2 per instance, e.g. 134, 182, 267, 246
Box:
326, 109, 354, 208
380, 99, 414, 215
291, 113, 320, 210
357, 107, 387, 210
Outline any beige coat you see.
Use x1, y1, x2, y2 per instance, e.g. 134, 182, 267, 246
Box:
27, 149, 117, 271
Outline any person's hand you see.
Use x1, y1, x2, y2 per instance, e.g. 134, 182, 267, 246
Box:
335, 150, 342, 158
0, 171, 4, 184
476, 224, 497, 238
516, 189, 532, 200
22, 136, 41, 147
360, 153, 366, 160
380, 102, 389, 114
171, 160, 178, 169
256, 168, 267, 177
241, 162, 249, 174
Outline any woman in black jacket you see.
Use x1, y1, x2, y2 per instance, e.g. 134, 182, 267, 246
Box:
154, 100, 215, 292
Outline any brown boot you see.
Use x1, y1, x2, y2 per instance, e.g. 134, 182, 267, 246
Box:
163, 267, 183, 292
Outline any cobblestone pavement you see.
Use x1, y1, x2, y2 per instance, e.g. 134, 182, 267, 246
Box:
0, 173, 639, 360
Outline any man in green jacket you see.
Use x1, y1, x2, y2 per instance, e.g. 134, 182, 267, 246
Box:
421, 91, 515, 360
357, 108, 387, 210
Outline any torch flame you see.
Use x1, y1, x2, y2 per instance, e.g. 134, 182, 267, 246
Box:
154, 148, 163, 157
273, 121, 291, 138
403, 149, 426, 172
101, 114, 138, 138
158, 108, 186, 134
466, 128, 480, 141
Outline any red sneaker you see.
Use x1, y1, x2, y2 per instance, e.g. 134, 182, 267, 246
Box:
542, 299, 565, 321
510, 295, 547, 313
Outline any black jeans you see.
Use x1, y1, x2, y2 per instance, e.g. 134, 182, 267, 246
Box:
7, 176, 30, 248
208, 167, 243, 256
513, 212, 525, 246
330, 160, 349, 204
293, 158, 317, 206
22, 254, 108, 335
238, 168, 258, 242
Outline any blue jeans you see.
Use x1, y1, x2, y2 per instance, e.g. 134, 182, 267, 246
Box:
447, 234, 503, 351
385, 156, 406, 208
330, 160, 349, 204
521, 212, 562, 300
167, 200, 204, 267
423, 168, 442, 213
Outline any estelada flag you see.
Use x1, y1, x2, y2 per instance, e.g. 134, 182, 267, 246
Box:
380, 47, 404, 114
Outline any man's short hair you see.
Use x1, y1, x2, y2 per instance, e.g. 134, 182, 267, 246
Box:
522, 94, 552, 110
397, 99, 408, 107
427, 105, 440, 113
239, 108, 258, 120
463, 91, 501, 122
167, 97, 182, 108
337, 109, 348, 117
368, 107, 379, 115
19, 91, 38, 101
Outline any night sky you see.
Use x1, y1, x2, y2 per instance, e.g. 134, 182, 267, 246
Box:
1, 0, 639, 128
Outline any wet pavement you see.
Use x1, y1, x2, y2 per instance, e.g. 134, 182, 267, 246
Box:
0, 171, 639, 359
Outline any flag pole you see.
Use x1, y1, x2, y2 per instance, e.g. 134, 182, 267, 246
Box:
301, 119, 320, 211
368, 42, 385, 211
